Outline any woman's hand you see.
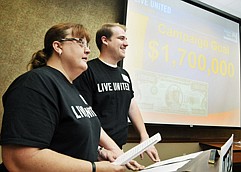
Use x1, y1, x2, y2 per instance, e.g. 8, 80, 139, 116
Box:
98, 148, 145, 171
126, 160, 145, 171
96, 161, 126, 172
98, 147, 121, 162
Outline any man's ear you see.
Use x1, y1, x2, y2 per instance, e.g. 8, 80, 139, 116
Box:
52, 41, 63, 55
101, 36, 108, 46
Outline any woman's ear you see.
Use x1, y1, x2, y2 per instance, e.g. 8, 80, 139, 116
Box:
52, 41, 63, 55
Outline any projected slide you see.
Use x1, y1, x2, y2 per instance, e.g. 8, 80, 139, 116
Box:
124, 0, 240, 127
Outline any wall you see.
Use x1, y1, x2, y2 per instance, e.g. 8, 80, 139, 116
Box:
0, 0, 125, 114
0, 0, 206, 164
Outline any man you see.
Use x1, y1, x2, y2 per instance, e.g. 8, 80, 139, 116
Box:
74, 23, 160, 162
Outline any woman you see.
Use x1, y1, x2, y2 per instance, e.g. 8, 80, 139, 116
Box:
0, 23, 143, 172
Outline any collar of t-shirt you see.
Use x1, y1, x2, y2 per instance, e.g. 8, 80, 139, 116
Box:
98, 58, 118, 68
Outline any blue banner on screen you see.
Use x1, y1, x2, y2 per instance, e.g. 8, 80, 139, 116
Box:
124, 0, 240, 127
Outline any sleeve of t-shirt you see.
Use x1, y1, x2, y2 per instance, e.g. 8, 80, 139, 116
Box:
0, 86, 58, 148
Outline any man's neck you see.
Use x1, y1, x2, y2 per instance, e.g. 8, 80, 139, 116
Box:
98, 57, 118, 68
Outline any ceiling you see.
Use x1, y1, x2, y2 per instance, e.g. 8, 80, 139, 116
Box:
197, 0, 241, 19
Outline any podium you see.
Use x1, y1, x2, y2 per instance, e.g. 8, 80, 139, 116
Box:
200, 142, 241, 171
142, 150, 218, 172
177, 150, 219, 172
143, 135, 234, 172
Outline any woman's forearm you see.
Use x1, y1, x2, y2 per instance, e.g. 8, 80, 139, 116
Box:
2, 145, 92, 172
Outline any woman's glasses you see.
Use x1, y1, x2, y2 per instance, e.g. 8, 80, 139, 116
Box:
59, 38, 89, 49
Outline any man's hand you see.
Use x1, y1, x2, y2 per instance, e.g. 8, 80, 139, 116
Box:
140, 145, 160, 162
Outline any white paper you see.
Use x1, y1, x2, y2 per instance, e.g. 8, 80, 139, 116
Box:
142, 160, 190, 172
143, 151, 203, 171
113, 133, 161, 165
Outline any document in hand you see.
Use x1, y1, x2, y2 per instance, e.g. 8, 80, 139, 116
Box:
112, 133, 161, 165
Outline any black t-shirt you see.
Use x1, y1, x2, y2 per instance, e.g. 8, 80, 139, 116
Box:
74, 58, 134, 147
0, 66, 101, 162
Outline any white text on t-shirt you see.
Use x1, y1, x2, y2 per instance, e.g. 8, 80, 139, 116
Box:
71, 106, 97, 119
97, 82, 130, 92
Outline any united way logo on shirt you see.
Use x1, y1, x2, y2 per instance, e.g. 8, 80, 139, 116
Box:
79, 94, 88, 105
121, 74, 130, 83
